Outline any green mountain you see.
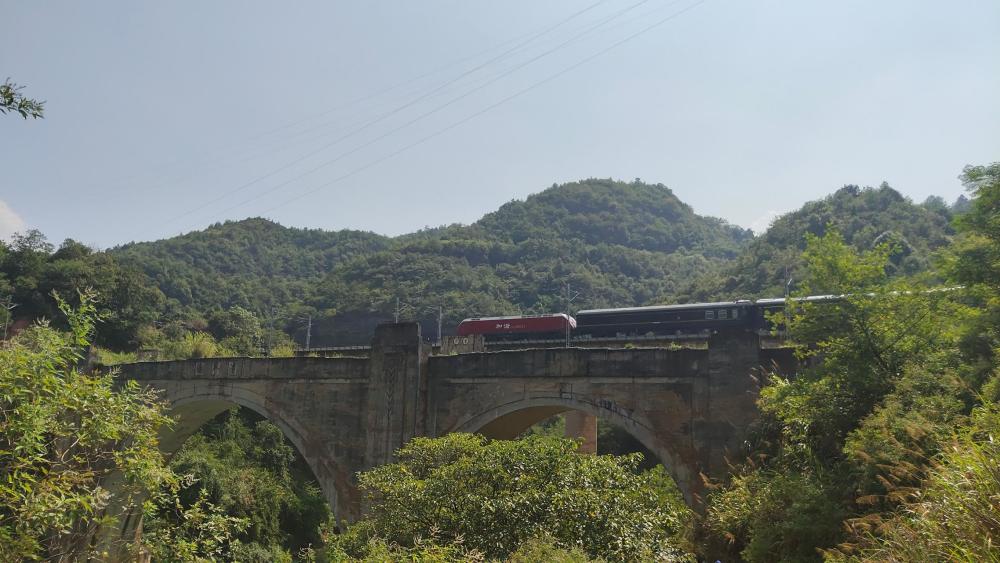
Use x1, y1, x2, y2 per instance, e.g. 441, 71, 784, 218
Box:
111, 179, 751, 345
5, 178, 963, 350
98, 178, 961, 347
679, 183, 957, 301
307, 179, 752, 343
113, 219, 391, 317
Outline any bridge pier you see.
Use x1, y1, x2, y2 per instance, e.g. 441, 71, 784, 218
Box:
364, 323, 427, 472
564, 411, 598, 453
699, 328, 762, 481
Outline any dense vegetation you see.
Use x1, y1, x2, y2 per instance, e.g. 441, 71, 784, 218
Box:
109, 179, 751, 345
328, 433, 693, 562
145, 409, 330, 561
0, 231, 165, 350
112, 220, 390, 326
0, 294, 233, 560
702, 163, 1000, 562
681, 183, 964, 301
4, 164, 1000, 561
7, 177, 958, 350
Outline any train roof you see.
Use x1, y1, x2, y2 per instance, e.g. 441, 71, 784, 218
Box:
459, 313, 574, 322
757, 294, 843, 305
575, 301, 751, 316
577, 295, 845, 316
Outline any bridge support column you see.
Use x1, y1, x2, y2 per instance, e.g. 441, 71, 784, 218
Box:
699, 328, 762, 482
564, 411, 597, 454
365, 323, 427, 470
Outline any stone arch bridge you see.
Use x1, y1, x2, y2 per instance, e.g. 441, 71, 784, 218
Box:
118, 323, 790, 520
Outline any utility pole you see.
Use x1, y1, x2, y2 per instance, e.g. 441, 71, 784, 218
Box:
1, 296, 15, 342
395, 297, 401, 323
564, 282, 580, 348
437, 305, 443, 346
784, 274, 794, 332
264, 307, 277, 357
304, 314, 312, 351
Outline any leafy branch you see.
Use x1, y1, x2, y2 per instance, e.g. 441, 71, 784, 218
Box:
1, 79, 45, 120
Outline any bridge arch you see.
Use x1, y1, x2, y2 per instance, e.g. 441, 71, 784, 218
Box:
156, 383, 356, 520
453, 396, 696, 506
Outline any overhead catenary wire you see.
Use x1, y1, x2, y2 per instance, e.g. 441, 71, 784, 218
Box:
159, 0, 613, 229
86, 15, 579, 198
191, 0, 668, 226
250, 0, 707, 218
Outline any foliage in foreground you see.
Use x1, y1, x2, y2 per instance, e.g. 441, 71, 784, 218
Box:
705, 229, 972, 562
830, 403, 1000, 562
0, 78, 45, 119
328, 433, 694, 562
144, 408, 330, 561
0, 293, 172, 560
325, 533, 600, 562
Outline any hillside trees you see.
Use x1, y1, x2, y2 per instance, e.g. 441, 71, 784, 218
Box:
111, 180, 750, 345
0, 232, 166, 350
93, 178, 964, 349
705, 230, 970, 562
683, 183, 957, 301
948, 162, 1000, 393
112, 218, 391, 319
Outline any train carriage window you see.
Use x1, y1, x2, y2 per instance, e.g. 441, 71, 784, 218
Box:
732, 309, 739, 318
718, 309, 729, 320
705, 310, 715, 320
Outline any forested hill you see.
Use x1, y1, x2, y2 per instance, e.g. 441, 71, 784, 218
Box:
680, 183, 961, 301
473, 180, 749, 257
110, 179, 751, 345
112, 219, 391, 316
3, 178, 966, 350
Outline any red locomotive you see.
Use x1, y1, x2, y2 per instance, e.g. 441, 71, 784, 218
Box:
456, 314, 576, 341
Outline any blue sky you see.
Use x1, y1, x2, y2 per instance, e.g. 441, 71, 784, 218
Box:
2, 0, 998, 247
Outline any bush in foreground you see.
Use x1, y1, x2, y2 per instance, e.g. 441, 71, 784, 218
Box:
326, 433, 693, 562
0, 293, 172, 560
830, 403, 1000, 562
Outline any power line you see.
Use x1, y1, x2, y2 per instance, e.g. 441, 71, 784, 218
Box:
253, 0, 706, 217
158, 0, 612, 229
84, 18, 566, 197
195, 0, 663, 223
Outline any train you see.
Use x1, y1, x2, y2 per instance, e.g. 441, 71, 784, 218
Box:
456, 296, 838, 342
455, 313, 576, 341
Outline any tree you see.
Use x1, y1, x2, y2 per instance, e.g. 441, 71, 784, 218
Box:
208, 306, 262, 355
330, 433, 693, 562
706, 230, 968, 562
0, 79, 44, 119
681, 184, 955, 301
145, 408, 330, 559
0, 292, 170, 560
950, 163, 1000, 288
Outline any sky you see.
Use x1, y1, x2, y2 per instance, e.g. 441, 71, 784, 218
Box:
1, 0, 998, 248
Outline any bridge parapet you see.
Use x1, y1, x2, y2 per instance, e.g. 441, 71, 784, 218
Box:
121, 355, 370, 381
429, 346, 705, 379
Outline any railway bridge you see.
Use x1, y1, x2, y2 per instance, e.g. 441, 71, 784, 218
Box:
118, 323, 791, 520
